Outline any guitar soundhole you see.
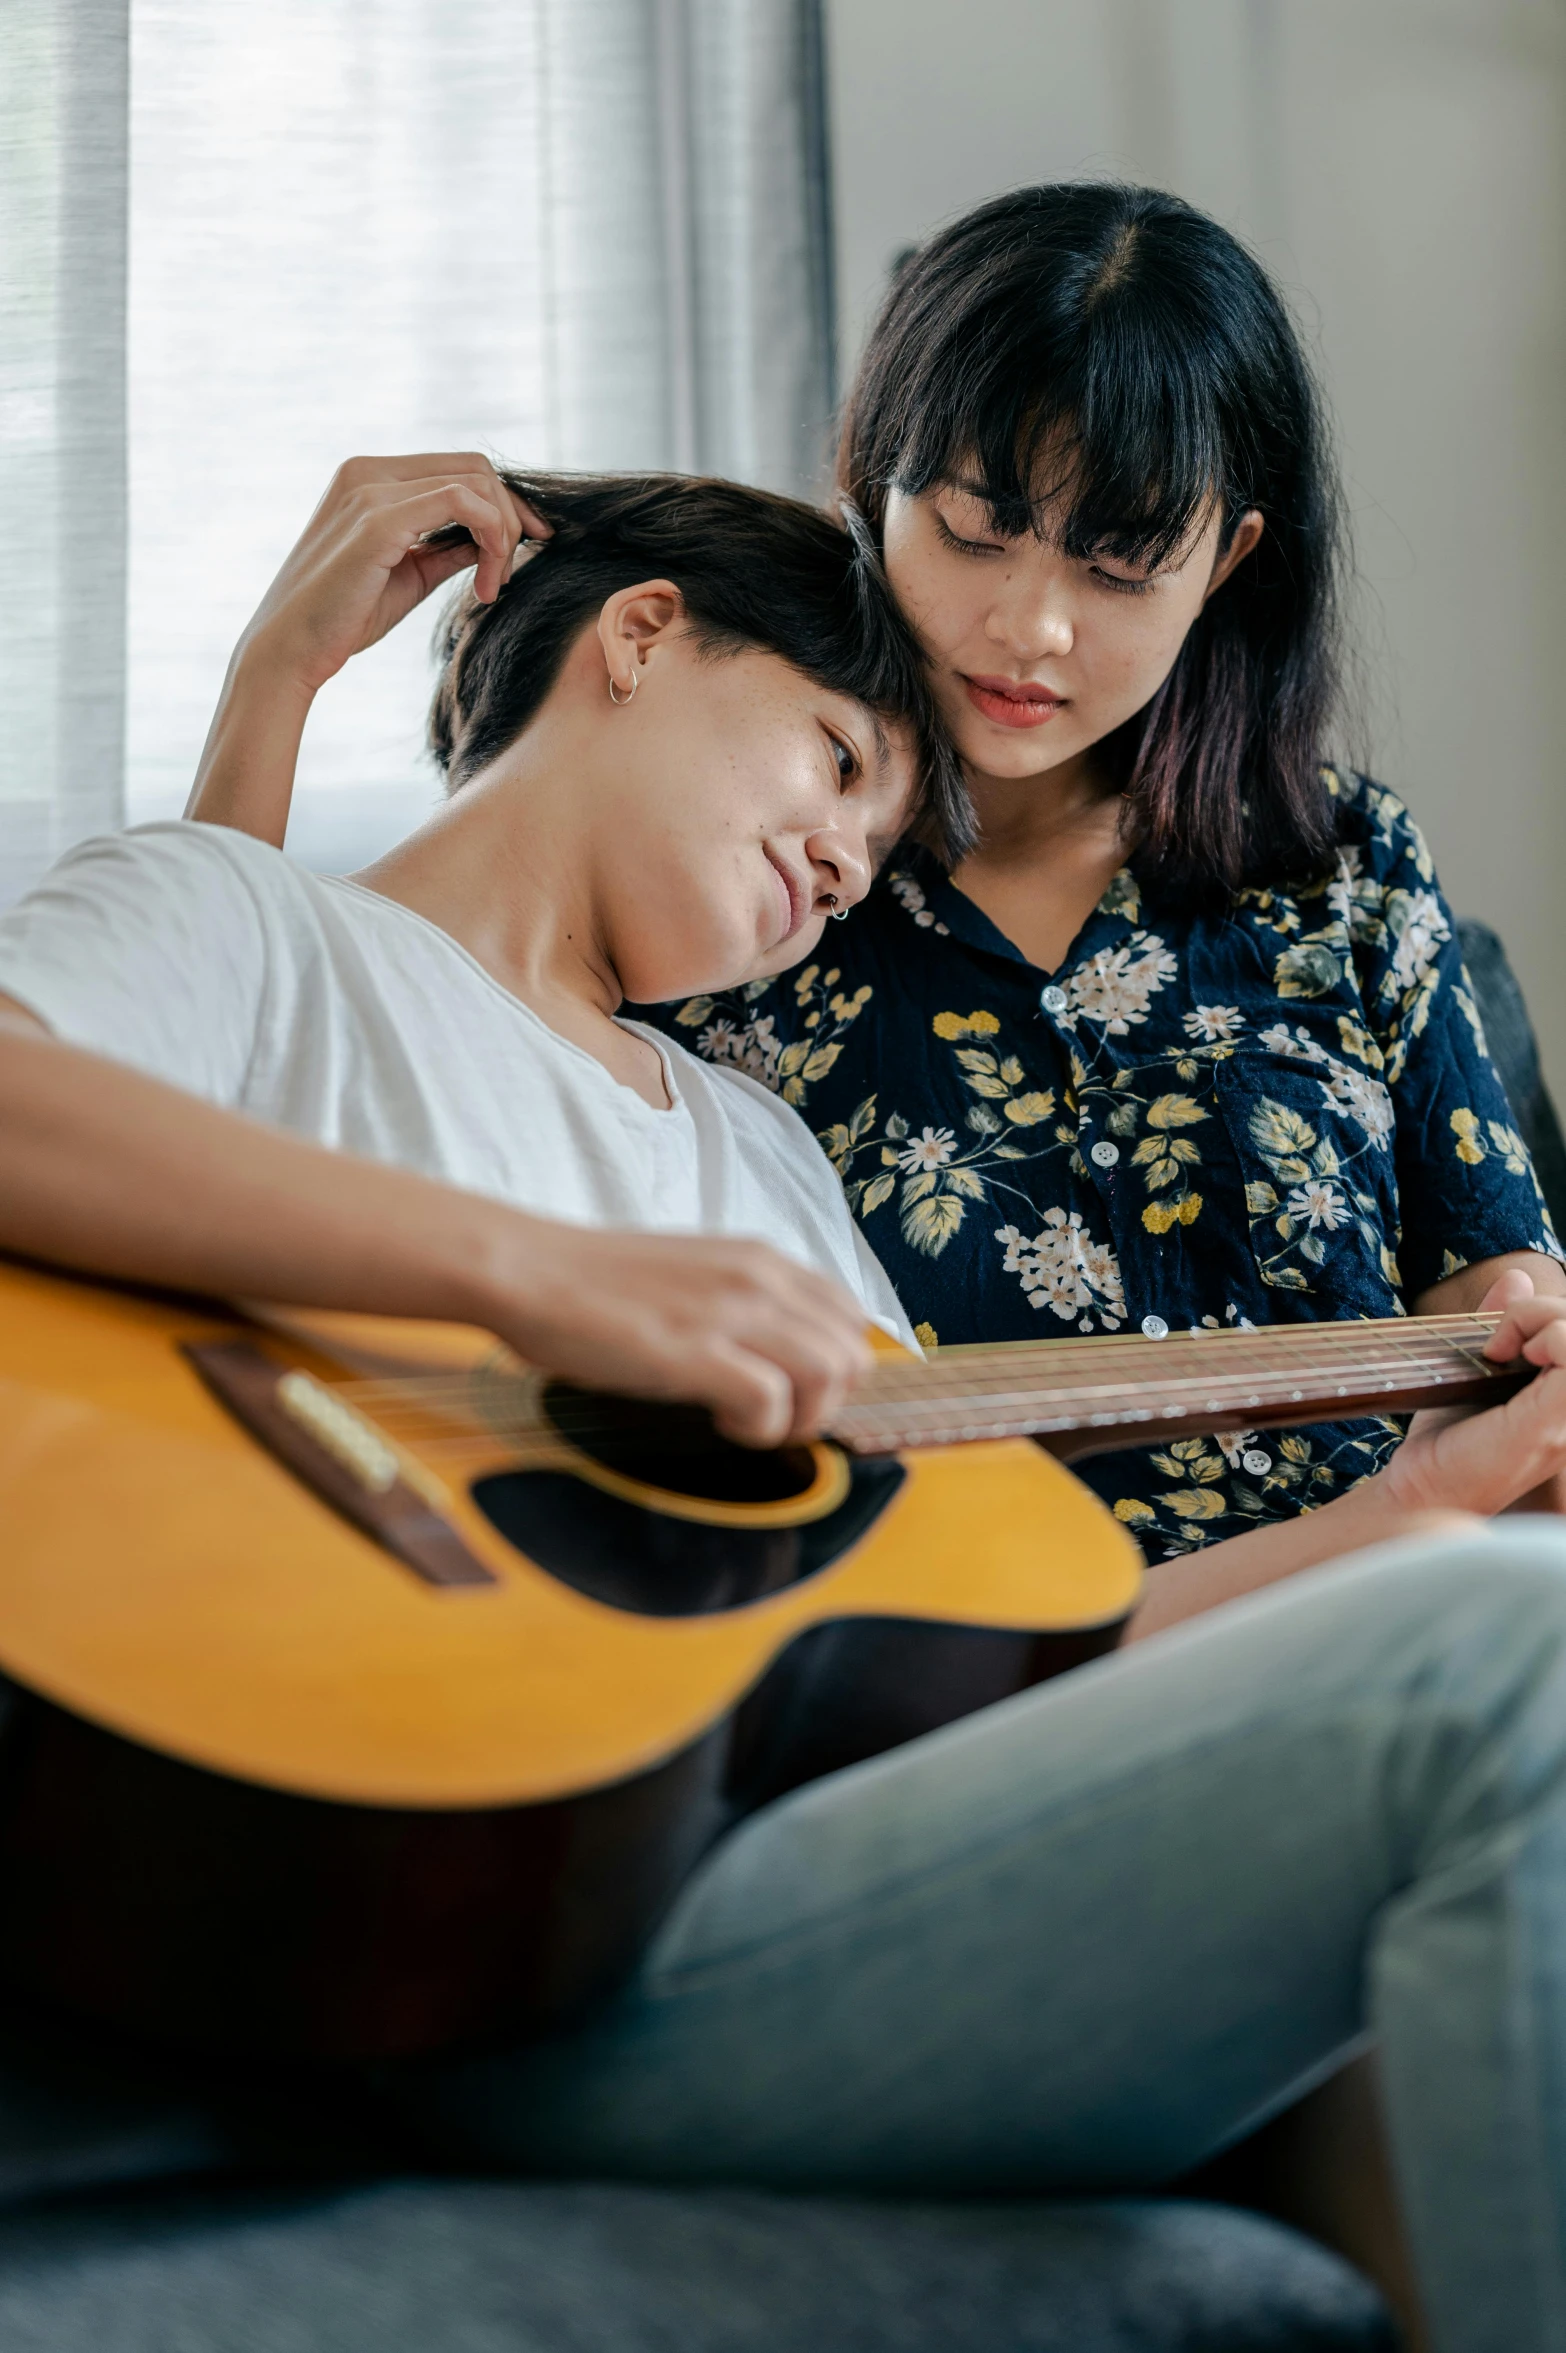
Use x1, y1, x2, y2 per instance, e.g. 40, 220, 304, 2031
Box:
538, 1383, 819, 1505
471, 1453, 906, 1617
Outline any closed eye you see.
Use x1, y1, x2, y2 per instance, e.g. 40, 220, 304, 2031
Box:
1088, 563, 1155, 597
935, 512, 1007, 558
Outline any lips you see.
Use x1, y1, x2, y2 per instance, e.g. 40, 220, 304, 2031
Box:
961, 674, 1066, 730
764, 847, 809, 943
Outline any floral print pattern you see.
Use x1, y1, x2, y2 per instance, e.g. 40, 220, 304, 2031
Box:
1058, 933, 1179, 1034
644, 770, 1560, 1561
996, 1210, 1127, 1327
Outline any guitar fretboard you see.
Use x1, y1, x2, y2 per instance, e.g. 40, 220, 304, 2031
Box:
832, 1313, 1523, 1457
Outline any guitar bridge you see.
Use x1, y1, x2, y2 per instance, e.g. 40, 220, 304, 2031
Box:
184, 1340, 497, 1589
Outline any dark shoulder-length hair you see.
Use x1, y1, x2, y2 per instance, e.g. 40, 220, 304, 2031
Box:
837, 182, 1346, 902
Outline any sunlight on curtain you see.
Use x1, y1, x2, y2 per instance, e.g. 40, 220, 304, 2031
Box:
127, 0, 833, 871
0, 0, 127, 903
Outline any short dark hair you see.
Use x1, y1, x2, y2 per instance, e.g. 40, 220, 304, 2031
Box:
838, 183, 1347, 903
428, 472, 972, 862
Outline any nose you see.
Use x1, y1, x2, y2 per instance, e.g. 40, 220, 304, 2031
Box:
805, 818, 872, 918
984, 564, 1075, 661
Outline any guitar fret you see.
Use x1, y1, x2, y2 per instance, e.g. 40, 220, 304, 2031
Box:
858, 1357, 1500, 1416
827, 1313, 1512, 1453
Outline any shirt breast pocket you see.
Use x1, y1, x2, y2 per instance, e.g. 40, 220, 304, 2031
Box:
1214, 1034, 1404, 1308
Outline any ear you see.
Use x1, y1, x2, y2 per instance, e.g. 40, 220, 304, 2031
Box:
1204, 510, 1265, 603
596, 579, 686, 697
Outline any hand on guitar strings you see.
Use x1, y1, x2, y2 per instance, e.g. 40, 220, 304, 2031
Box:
484, 1220, 875, 1450
1385, 1269, 1566, 1519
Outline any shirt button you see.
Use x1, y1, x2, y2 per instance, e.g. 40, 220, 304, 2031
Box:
1089, 1140, 1120, 1168
1039, 984, 1068, 1014
1241, 1449, 1274, 1476
1141, 1313, 1169, 1339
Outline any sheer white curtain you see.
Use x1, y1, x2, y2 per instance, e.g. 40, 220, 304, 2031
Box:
1, 0, 835, 895
0, 0, 128, 904
127, 0, 836, 871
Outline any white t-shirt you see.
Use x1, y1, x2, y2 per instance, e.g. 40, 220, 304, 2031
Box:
0, 824, 912, 1344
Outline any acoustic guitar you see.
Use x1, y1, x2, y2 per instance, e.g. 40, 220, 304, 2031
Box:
0, 1255, 1531, 2062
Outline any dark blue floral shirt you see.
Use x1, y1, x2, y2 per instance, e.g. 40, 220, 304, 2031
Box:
644, 770, 1561, 1560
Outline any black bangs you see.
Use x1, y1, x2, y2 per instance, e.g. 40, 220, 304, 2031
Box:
839, 183, 1346, 903
909, 306, 1230, 572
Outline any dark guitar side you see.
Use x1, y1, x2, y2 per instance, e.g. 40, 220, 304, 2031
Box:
0, 1615, 1107, 2063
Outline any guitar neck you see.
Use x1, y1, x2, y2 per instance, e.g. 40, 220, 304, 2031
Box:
832, 1313, 1530, 1460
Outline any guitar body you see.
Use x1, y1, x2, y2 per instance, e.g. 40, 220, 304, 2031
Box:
0, 1259, 1141, 2061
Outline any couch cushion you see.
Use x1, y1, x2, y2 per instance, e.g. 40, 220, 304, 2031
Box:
1456, 915, 1566, 1233
0, 2178, 1391, 2352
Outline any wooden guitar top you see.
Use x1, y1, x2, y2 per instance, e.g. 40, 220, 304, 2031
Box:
0, 1260, 1140, 1810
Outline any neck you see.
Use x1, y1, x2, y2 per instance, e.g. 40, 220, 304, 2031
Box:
964, 746, 1126, 864
347, 724, 674, 1110
952, 749, 1132, 972
354, 734, 622, 1026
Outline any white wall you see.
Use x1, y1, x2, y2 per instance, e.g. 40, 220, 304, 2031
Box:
827, 0, 1566, 1090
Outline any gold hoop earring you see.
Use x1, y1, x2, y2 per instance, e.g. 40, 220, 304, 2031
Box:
608, 669, 638, 706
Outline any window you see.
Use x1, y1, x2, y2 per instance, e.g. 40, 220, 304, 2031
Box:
3, 0, 831, 894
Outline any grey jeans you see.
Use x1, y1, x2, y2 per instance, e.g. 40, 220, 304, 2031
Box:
415, 1527, 1566, 2353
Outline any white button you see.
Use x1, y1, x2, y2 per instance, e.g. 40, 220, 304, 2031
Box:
1040, 985, 1068, 1014
1090, 1140, 1120, 1168
1241, 1449, 1273, 1476
1141, 1314, 1169, 1339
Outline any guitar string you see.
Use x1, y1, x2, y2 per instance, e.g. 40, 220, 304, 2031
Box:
339, 1352, 1513, 1437
330, 1321, 1506, 1399
328, 1310, 1507, 1418
329, 1318, 1510, 1425
326, 1343, 1519, 1461
342, 1350, 1514, 1427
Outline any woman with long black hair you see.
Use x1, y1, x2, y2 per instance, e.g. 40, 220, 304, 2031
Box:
661, 182, 1566, 1607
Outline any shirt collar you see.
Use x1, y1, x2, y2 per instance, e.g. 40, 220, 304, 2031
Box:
886, 845, 1148, 977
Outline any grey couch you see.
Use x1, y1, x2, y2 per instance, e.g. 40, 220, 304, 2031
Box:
0, 2180, 1394, 2351
1, 917, 1556, 2351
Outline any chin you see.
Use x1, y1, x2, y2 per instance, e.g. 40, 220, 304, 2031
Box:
622, 937, 763, 1008
952, 721, 1087, 781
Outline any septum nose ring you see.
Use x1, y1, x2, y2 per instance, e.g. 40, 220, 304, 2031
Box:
824, 895, 850, 922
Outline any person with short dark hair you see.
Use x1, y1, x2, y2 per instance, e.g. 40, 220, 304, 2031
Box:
0, 461, 947, 1439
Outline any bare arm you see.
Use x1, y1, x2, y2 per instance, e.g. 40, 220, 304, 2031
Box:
1124, 1491, 1478, 1643
1413, 1247, 1566, 1316
0, 1001, 869, 1445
